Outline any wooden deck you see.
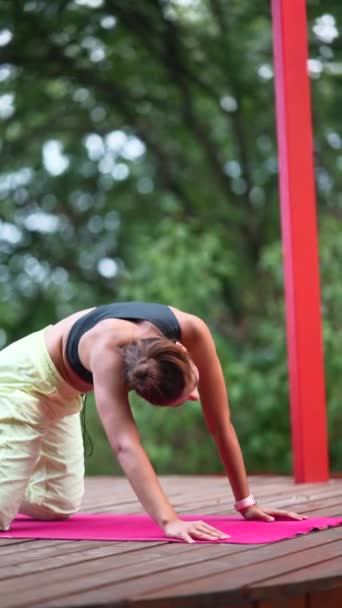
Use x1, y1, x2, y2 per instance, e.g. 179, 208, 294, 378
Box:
1, 475, 342, 608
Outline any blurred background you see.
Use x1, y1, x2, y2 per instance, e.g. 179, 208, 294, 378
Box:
0, 0, 341, 476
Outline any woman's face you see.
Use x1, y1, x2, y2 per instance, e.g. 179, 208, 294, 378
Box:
166, 360, 200, 407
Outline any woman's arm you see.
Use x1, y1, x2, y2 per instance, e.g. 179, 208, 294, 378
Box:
182, 316, 251, 501
182, 316, 306, 521
91, 346, 177, 525
90, 342, 230, 541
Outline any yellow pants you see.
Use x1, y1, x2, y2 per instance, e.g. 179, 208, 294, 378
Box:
0, 328, 84, 530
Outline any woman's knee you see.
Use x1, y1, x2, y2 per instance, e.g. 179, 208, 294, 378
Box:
0, 513, 11, 531
24, 472, 84, 518
19, 497, 78, 520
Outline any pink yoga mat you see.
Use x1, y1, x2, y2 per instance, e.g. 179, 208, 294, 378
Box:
1, 514, 342, 544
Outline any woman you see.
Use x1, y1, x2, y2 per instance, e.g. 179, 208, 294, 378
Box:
0, 301, 305, 541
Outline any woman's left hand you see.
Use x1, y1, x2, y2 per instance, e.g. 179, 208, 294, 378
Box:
241, 504, 307, 522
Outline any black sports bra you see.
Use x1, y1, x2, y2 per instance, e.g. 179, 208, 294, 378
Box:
65, 302, 181, 384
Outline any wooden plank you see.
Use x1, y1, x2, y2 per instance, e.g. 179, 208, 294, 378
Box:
0, 546, 247, 608
129, 536, 342, 601
0, 477, 341, 608
309, 586, 342, 608
82, 476, 342, 518
127, 598, 254, 608
180, 493, 342, 517
258, 596, 306, 608
251, 555, 342, 590
0, 538, 33, 549
35, 530, 342, 607
0, 540, 161, 570
0, 542, 170, 580
128, 597, 252, 608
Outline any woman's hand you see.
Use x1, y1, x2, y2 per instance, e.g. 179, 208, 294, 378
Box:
163, 518, 230, 543
241, 504, 307, 522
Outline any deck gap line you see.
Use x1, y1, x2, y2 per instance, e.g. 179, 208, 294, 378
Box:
243, 553, 342, 590
0, 540, 168, 568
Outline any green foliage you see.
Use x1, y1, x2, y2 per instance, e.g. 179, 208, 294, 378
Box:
0, 0, 341, 474
119, 218, 234, 317
320, 218, 342, 468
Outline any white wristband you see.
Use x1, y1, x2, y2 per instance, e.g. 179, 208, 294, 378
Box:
234, 494, 256, 512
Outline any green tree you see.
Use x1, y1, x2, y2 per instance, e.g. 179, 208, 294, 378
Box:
0, 0, 341, 473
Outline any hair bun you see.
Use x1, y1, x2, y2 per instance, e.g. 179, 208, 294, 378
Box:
134, 362, 149, 382
123, 338, 191, 404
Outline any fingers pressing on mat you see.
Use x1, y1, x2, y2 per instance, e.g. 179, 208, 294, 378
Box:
163, 518, 230, 543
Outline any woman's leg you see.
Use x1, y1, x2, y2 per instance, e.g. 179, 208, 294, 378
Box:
20, 413, 85, 520
0, 392, 45, 530
0, 327, 84, 527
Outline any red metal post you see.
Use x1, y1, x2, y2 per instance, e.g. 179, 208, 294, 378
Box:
271, 0, 329, 482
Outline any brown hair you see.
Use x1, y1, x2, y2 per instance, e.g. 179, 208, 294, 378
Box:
123, 338, 193, 405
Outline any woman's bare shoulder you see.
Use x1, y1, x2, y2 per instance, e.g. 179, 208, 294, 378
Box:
46, 307, 94, 337
169, 307, 209, 343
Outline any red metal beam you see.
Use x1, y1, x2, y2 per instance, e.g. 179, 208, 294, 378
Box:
271, 0, 329, 481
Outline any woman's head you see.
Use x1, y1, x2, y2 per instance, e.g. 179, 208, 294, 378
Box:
123, 338, 198, 406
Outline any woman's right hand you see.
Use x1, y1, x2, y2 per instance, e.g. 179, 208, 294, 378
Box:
163, 517, 230, 543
